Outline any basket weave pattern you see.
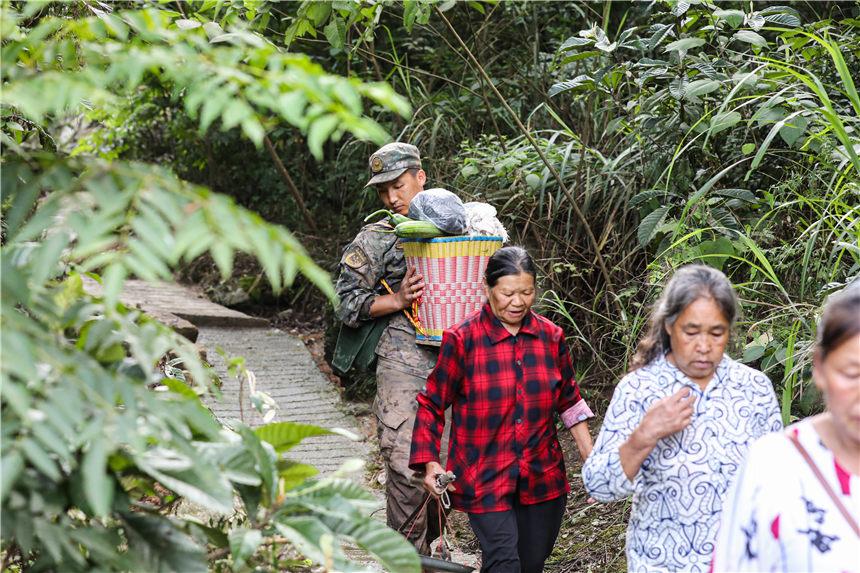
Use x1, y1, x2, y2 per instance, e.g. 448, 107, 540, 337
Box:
403, 236, 503, 344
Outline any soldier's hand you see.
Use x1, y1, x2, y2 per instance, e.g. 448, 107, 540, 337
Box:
397, 266, 425, 310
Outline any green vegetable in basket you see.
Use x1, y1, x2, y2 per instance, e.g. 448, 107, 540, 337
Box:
394, 220, 446, 238
364, 209, 411, 226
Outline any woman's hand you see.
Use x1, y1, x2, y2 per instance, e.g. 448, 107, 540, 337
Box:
422, 461, 456, 500
618, 387, 696, 481
637, 387, 696, 445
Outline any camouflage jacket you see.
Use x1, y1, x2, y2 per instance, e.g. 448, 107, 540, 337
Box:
335, 222, 437, 378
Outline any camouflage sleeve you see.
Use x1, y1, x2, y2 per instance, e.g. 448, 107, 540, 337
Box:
334, 223, 397, 328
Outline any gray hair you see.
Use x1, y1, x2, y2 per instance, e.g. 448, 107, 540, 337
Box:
630, 264, 739, 371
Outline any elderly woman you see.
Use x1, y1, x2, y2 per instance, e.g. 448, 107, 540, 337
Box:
583, 264, 782, 572
409, 246, 595, 573
712, 282, 859, 572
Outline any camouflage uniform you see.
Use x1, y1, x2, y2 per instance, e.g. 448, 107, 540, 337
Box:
335, 217, 446, 555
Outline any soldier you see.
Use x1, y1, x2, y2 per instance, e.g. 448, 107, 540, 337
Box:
334, 142, 443, 554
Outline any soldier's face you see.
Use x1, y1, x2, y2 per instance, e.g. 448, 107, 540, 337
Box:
376, 170, 426, 215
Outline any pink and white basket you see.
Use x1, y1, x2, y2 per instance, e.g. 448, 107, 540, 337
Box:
402, 235, 503, 345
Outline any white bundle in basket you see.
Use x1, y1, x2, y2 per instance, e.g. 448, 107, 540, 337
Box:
464, 202, 508, 242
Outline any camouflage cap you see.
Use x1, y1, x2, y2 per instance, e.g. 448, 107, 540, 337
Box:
364, 142, 422, 188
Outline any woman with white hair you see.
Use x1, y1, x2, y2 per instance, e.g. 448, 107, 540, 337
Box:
583, 264, 782, 571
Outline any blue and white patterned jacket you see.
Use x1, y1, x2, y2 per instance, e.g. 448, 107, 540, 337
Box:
583, 353, 782, 572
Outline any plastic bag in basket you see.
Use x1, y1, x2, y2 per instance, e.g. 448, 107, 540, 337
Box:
408, 188, 467, 234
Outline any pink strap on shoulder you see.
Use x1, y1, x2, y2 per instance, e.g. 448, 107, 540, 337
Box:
786, 430, 859, 538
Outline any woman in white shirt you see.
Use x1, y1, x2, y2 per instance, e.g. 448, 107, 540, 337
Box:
583, 265, 782, 572
712, 282, 860, 572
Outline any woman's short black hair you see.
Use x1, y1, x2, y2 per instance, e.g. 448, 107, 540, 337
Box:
484, 246, 536, 288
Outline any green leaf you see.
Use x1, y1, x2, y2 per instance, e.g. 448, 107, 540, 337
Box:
162, 377, 198, 400
733, 30, 768, 48
221, 99, 252, 131
559, 36, 595, 51
525, 173, 541, 191
175, 19, 202, 30
697, 237, 734, 270
277, 460, 319, 491
713, 9, 745, 28
306, 2, 331, 26
647, 24, 674, 50
68, 527, 129, 568
684, 79, 721, 99
669, 77, 687, 100
637, 206, 672, 247
750, 110, 806, 170
323, 17, 346, 50
548, 75, 595, 97
403, 1, 419, 31
239, 425, 278, 503
312, 509, 422, 573
136, 449, 234, 513
30, 230, 69, 286
240, 116, 264, 146
709, 111, 742, 134
123, 513, 208, 573
742, 345, 767, 363
779, 114, 808, 147
307, 114, 339, 160
664, 37, 705, 53
229, 528, 263, 570
101, 263, 127, 311
1, 450, 24, 503
671, 2, 691, 17
253, 422, 333, 453
274, 517, 337, 566
742, 143, 756, 155
20, 437, 61, 481
202, 21, 224, 40
211, 241, 235, 280
763, 13, 800, 27
82, 436, 113, 518
712, 188, 757, 203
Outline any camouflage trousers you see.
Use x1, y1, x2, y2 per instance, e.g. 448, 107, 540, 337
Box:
374, 358, 449, 555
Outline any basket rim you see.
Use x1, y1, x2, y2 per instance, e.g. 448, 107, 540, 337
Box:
401, 235, 503, 243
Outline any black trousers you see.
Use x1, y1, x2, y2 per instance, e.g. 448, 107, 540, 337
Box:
467, 494, 567, 573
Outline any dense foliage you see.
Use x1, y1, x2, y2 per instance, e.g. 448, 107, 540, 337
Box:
1, 2, 420, 571
2, 1, 859, 571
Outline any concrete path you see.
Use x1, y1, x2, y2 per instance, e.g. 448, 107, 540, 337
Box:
82, 277, 478, 571
82, 277, 371, 477
197, 325, 371, 476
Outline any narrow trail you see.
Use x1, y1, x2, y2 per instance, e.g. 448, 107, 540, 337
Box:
198, 325, 371, 477
82, 277, 479, 571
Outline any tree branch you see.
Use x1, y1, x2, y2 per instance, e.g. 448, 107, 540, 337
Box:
263, 134, 319, 235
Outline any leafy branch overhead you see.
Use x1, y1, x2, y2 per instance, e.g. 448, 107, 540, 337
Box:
1, 4, 411, 159
1, 2, 423, 571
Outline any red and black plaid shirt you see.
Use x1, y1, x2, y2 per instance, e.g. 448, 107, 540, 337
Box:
409, 303, 586, 513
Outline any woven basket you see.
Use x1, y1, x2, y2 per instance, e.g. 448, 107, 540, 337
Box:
402, 235, 503, 345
